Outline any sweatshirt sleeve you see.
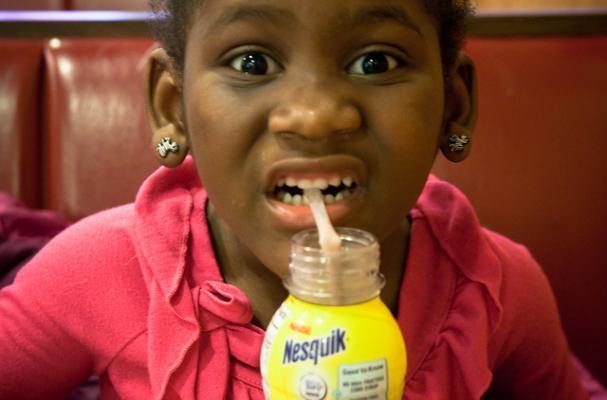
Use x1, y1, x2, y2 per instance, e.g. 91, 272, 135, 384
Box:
0, 236, 94, 398
484, 234, 589, 400
0, 206, 145, 399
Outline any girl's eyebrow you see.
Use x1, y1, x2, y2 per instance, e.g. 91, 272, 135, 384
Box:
208, 3, 297, 33
343, 5, 424, 38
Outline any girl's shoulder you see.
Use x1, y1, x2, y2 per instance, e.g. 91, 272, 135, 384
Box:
417, 174, 539, 269
26, 203, 139, 274
414, 175, 559, 336
411, 177, 584, 397
3, 203, 150, 372
11, 203, 148, 304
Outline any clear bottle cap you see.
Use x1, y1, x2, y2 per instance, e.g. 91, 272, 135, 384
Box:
284, 227, 384, 306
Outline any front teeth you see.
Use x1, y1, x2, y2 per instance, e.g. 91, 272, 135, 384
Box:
297, 179, 312, 190
285, 178, 330, 190
311, 178, 329, 190
275, 175, 356, 205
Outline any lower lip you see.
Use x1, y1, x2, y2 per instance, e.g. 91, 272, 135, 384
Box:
266, 193, 360, 230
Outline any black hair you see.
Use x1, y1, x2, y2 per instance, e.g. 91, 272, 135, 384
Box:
149, 0, 474, 72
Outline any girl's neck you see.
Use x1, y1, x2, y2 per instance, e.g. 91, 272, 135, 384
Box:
379, 217, 411, 316
206, 203, 287, 328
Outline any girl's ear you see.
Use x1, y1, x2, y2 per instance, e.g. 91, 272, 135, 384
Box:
440, 51, 478, 163
145, 48, 189, 168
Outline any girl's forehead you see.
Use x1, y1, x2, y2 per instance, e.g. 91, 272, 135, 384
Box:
193, 0, 435, 40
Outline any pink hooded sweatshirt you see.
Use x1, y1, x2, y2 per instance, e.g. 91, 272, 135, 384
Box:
0, 157, 587, 399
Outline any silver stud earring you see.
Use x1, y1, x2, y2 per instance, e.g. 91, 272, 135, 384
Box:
156, 137, 179, 158
448, 134, 470, 152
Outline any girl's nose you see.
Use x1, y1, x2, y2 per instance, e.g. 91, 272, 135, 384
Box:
268, 88, 362, 140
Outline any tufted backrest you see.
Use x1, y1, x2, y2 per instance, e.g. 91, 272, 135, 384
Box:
43, 38, 157, 220
0, 40, 43, 209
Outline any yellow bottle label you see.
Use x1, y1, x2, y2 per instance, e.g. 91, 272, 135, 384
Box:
261, 295, 407, 400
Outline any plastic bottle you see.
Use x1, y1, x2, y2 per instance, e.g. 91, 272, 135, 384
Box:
260, 227, 407, 400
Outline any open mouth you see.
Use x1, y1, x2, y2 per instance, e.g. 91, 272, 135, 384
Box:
271, 175, 358, 205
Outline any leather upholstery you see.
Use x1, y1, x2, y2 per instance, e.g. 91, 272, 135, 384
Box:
0, 40, 43, 209
43, 38, 157, 220
432, 36, 607, 384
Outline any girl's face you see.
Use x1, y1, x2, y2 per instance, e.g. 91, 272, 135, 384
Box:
182, 0, 447, 277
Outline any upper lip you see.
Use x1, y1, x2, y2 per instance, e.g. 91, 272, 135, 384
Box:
265, 154, 368, 194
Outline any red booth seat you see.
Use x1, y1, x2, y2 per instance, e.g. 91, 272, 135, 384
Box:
43, 38, 157, 220
0, 40, 43, 209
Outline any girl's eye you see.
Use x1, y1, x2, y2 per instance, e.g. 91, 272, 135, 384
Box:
347, 52, 400, 75
229, 52, 280, 75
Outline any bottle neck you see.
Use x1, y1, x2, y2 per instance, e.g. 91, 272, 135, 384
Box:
284, 227, 384, 306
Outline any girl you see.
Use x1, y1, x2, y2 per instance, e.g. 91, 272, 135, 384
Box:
0, 0, 589, 399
